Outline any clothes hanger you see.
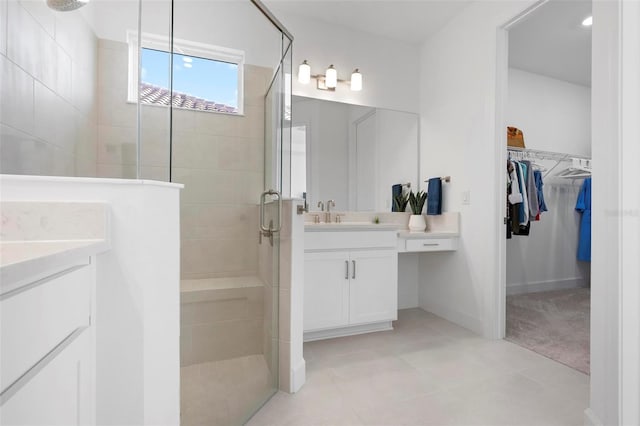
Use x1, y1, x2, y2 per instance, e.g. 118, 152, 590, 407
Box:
555, 158, 591, 179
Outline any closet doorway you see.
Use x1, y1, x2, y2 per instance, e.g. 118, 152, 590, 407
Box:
500, 0, 593, 375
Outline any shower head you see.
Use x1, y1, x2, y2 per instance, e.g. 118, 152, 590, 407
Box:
46, 0, 90, 12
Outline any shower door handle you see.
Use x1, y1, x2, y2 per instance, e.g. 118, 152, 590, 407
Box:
259, 190, 282, 246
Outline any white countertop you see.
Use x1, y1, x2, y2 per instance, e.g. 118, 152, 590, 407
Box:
304, 222, 400, 231
397, 231, 460, 239
304, 223, 459, 239
0, 239, 110, 292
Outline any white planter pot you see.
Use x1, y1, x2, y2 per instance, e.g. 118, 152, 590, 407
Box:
408, 214, 426, 233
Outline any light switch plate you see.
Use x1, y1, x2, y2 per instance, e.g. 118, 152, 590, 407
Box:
462, 190, 471, 205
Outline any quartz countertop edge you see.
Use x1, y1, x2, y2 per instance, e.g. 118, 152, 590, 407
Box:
304, 223, 400, 231
0, 239, 111, 292
397, 231, 460, 239
304, 223, 459, 238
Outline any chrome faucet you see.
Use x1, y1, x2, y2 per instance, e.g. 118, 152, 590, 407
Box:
317, 201, 324, 212
326, 200, 335, 223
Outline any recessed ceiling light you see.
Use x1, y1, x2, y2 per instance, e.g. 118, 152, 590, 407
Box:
582, 16, 593, 27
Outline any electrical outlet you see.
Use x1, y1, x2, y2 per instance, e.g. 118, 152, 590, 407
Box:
462, 190, 471, 205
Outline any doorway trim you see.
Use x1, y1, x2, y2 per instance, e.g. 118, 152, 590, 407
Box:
492, 0, 550, 340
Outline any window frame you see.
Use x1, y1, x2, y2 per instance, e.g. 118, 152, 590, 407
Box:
127, 31, 245, 115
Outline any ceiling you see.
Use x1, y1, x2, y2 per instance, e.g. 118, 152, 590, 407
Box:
266, 0, 591, 86
263, 0, 472, 45
509, 0, 592, 87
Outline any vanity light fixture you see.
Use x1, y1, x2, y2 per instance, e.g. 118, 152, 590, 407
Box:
325, 65, 338, 89
297, 60, 363, 92
298, 60, 311, 84
350, 69, 362, 91
581, 16, 592, 26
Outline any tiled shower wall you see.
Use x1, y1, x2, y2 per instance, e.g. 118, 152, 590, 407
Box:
1, 1, 272, 279
96, 39, 273, 279
172, 66, 271, 279
96, 39, 171, 181
0, 0, 98, 177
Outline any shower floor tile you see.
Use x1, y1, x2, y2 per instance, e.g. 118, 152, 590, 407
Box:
181, 354, 275, 426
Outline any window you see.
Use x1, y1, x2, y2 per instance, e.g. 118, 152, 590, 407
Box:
128, 31, 244, 115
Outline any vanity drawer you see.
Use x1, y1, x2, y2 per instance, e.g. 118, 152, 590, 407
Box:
1, 261, 93, 394
404, 238, 458, 252
305, 230, 397, 251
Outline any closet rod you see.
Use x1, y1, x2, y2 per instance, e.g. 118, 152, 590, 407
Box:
507, 147, 591, 161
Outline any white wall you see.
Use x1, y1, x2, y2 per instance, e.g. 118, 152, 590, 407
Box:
85, 0, 283, 68
274, 11, 420, 113
507, 68, 591, 156
418, 1, 536, 335
506, 68, 591, 294
0, 0, 98, 177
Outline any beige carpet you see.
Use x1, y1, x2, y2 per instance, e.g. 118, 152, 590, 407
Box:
506, 288, 590, 374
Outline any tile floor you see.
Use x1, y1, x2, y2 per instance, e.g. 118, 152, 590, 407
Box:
247, 308, 589, 426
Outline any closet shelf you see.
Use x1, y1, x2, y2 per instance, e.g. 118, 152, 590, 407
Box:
507, 147, 591, 179
507, 147, 590, 161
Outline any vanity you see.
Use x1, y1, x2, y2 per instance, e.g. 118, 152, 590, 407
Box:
303, 213, 459, 341
0, 201, 110, 425
293, 95, 458, 341
1, 175, 182, 426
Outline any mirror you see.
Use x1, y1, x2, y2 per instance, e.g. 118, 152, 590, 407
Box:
291, 96, 419, 212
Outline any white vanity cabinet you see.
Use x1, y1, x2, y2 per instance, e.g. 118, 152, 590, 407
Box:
304, 228, 398, 341
1, 251, 101, 426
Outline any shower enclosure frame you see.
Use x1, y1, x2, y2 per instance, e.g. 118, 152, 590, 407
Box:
134, 0, 294, 423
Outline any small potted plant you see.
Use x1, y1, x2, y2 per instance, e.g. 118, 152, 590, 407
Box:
393, 192, 409, 213
408, 190, 427, 232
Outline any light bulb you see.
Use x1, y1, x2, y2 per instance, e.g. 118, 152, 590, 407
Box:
350, 69, 362, 91
582, 16, 592, 26
298, 60, 311, 84
325, 65, 337, 89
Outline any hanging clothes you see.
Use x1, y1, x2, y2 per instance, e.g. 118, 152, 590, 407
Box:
516, 161, 530, 226
523, 160, 539, 220
575, 177, 592, 262
507, 159, 530, 236
533, 170, 548, 220
506, 160, 517, 239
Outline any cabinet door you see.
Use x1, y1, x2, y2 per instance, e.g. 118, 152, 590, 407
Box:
0, 328, 95, 425
349, 250, 398, 325
304, 251, 350, 332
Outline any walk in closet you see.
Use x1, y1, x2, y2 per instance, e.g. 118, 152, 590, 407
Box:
504, 0, 592, 374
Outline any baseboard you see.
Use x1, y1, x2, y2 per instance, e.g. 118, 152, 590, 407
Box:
398, 301, 419, 309
506, 277, 586, 296
584, 408, 603, 426
303, 321, 393, 342
418, 301, 483, 336
290, 359, 305, 393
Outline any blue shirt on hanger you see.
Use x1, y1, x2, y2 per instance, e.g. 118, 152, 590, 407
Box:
575, 177, 591, 262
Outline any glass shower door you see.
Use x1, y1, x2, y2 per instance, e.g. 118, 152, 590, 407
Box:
258, 33, 292, 416
159, 1, 293, 424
